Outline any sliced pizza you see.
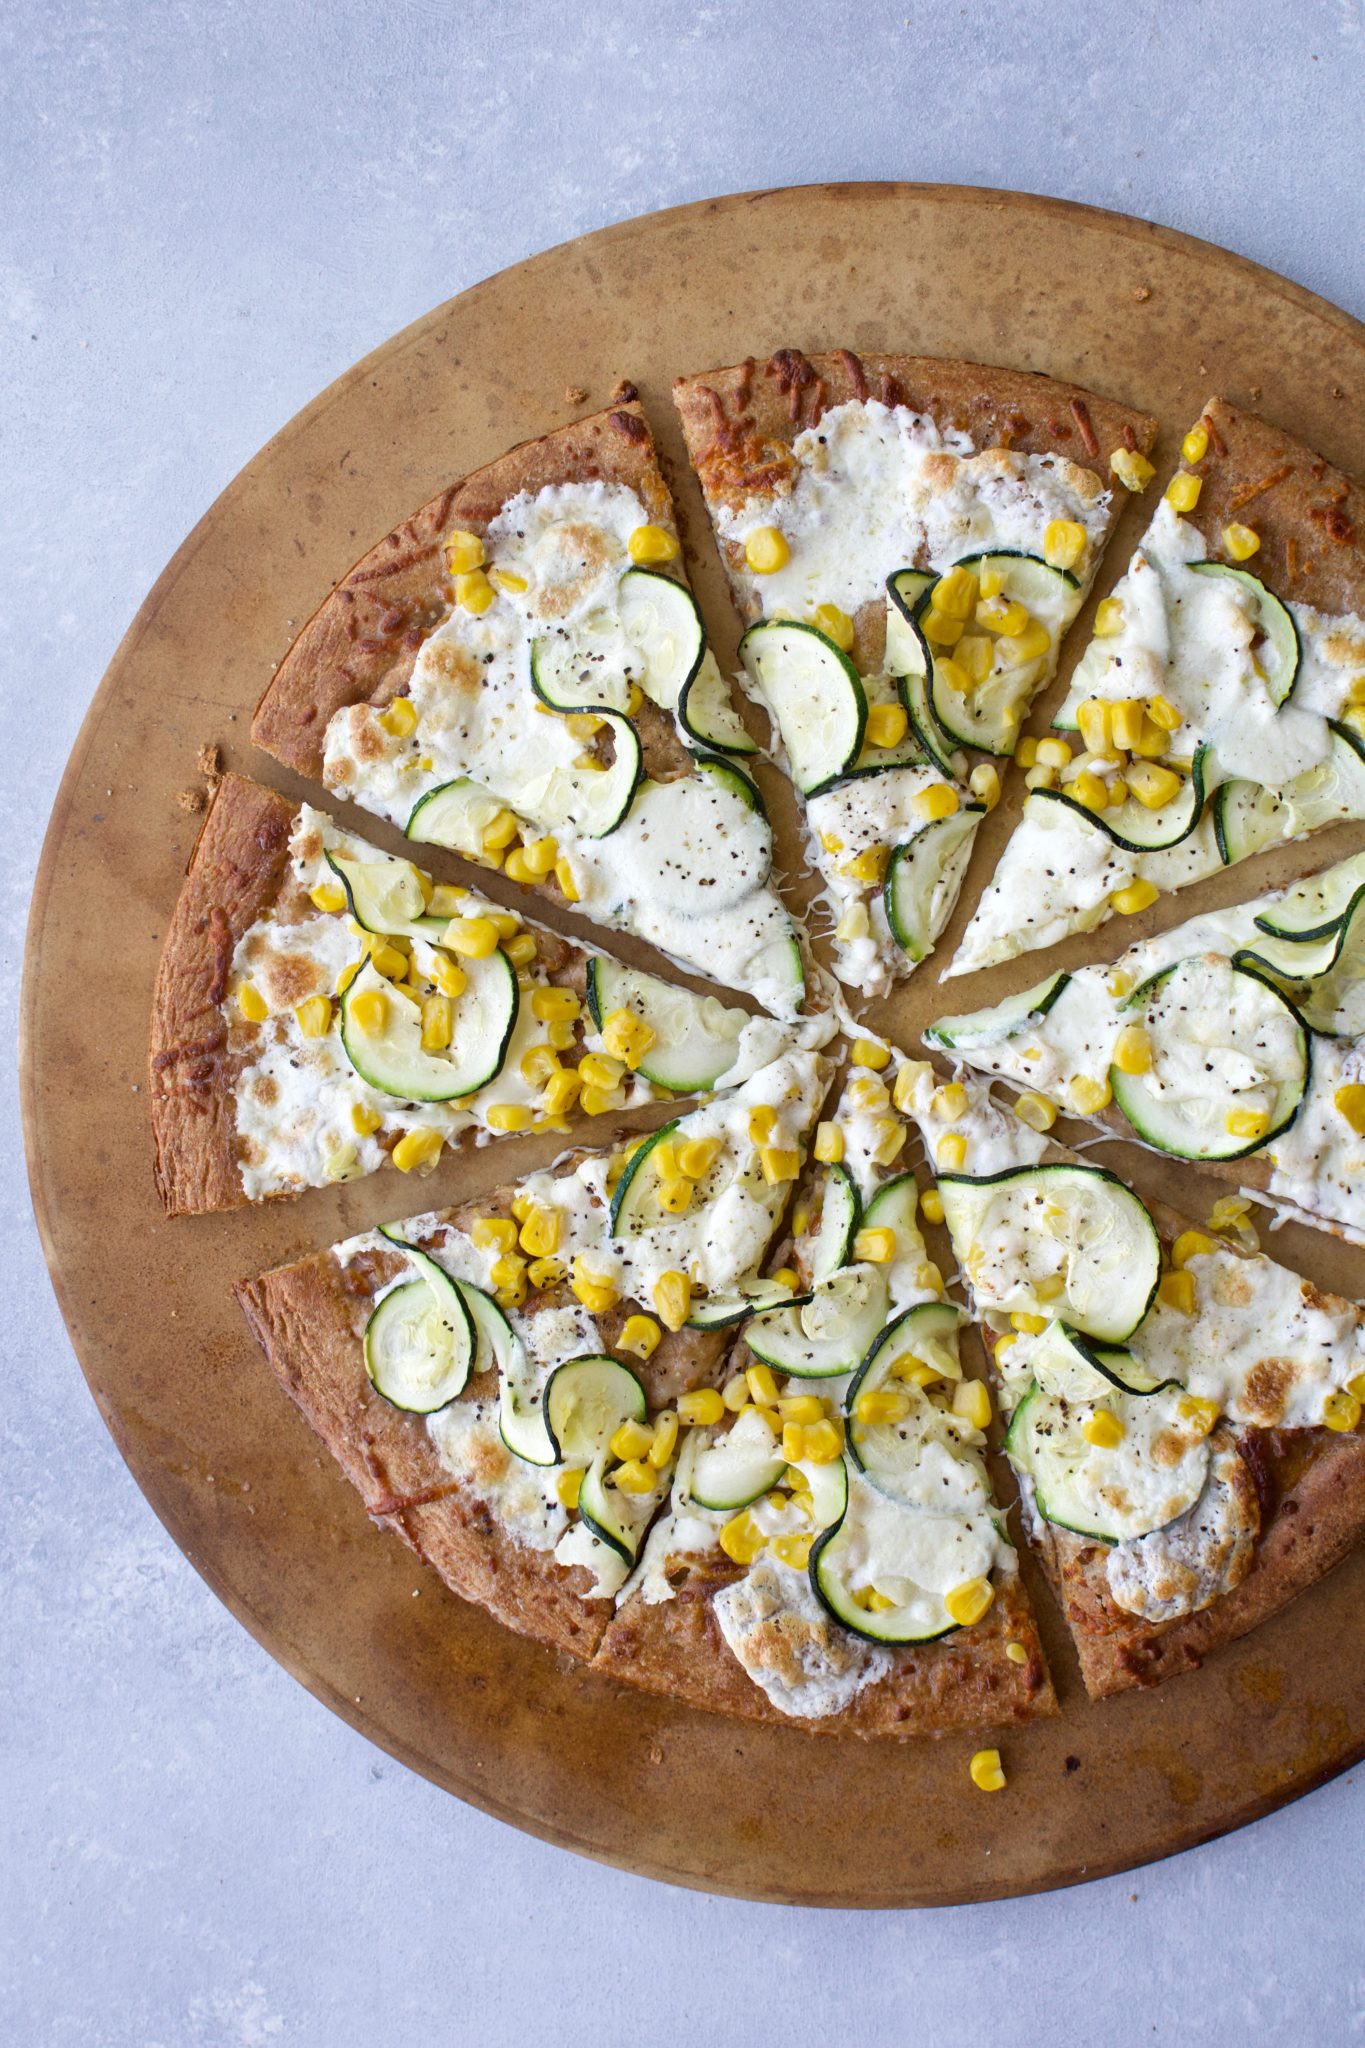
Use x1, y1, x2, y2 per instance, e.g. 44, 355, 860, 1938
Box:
236, 1053, 833, 1664
927, 846, 1365, 1244
674, 349, 1155, 996
594, 1052, 1055, 1734
953, 398, 1365, 977
250, 400, 809, 1017
151, 775, 831, 1216
896, 1057, 1365, 1698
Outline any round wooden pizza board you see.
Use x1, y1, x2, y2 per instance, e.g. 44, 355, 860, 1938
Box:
22, 184, 1365, 1906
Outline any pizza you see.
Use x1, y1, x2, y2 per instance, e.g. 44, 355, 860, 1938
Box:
250, 400, 809, 1018
896, 1058, 1365, 1696
238, 1049, 1054, 1734
675, 349, 1156, 996
927, 845, 1365, 1244
150, 775, 830, 1216
953, 398, 1365, 978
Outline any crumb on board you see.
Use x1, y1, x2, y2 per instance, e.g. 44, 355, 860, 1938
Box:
197, 743, 223, 777
612, 378, 638, 403
176, 788, 205, 813
564, 385, 588, 405
1132, 284, 1151, 303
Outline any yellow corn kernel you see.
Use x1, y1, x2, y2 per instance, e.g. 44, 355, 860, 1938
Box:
1106, 774, 1129, 809
1351, 1373, 1365, 1401
931, 1082, 967, 1120
527, 1256, 567, 1293
1003, 1642, 1029, 1669
1126, 760, 1183, 812
413, 994, 450, 1052
922, 603, 966, 648
968, 762, 1001, 811
528, 987, 578, 1027
970, 1748, 1007, 1792
760, 1146, 800, 1187
835, 901, 870, 942
571, 1263, 620, 1320
235, 982, 269, 1024
577, 1052, 624, 1093
610, 1458, 656, 1497
719, 1510, 766, 1565
813, 1121, 844, 1165
482, 1103, 531, 1134
1109, 699, 1144, 750
1013, 1091, 1057, 1133
1130, 714, 1169, 759
644, 1410, 678, 1470
378, 696, 419, 739
489, 1253, 528, 1297
802, 1418, 844, 1465
1333, 1083, 1365, 1135
455, 569, 494, 614
1072, 769, 1110, 813
811, 601, 855, 651
503, 847, 535, 885
771, 1532, 814, 1570
1094, 596, 1125, 637
392, 1127, 442, 1174
934, 657, 972, 697
852, 1226, 896, 1265
1341, 703, 1365, 742
919, 1186, 944, 1226
1171, 1229, 1216, 1269
547, 854, 577, 901
1034, 1274, 1065, 1303
850, 1036, 890, 1072
932, 564, 979, 620
653, 1270, 692, 1332
1145, 693, 1181, 734
1213, 522, 1262, 567
937, 1132, 967, 1172
347, 987, 388, 1037
471, 1217, 517, 1253
1208, 1194, 1253, 1231
292, 994, 331, 1040
1068, 1074, 1112, 1116
998, 618, 1051, 665
1178, 1394, 1220, 1438
677, 1136, 721, 1180
1225, 1106, 1269, 1142
309, 879, 348, 915
779, 1394, 828, 1425
609, 1418, 655, 1464
1015, 737, 1041, 773
442, 916, 499, 959
1010, 1312, 1048, 1335
744, 525, 790, 574
549, 1466, 585, 1519
363, 940, 405, 982
956, 632, 994, 685
742, 1365, 778, 1411
1112, 1023, 1152, 1076
480, 809, 520, 853
992, 1333, 1017, 1360
841, 846, 888, 885
952, 1380, 992, 1432
483, 567, 526, 597
610, 1316, 660, 1367
1111, 448, 1155, 492
1166, 471, 1202, 513
1111, 878, 1160, 916
849, 1076, 889, 1113
349, 1103, 382, 1140
444, 529, 486, 575
976, 594, 1029, 638
1158, 1270, 1197, 1315
1076, 698, 1113, 756
944, 1575, 995, 1627
1323, 1391, 1363, 1434
518, 1207, 560, 1260
678, 1387, 726, 1428
743, 1103, 778, 1145
600, 1008, 656, 1069
1177, 422, 1209, 466
627, 521, 680, 564
578, 1082, 619, 1117
655, 1177, 693, 1217
1044, 519, 1087, 571
541, 1068, 582, 1118
520, 1044, 560, 1089
425, 952, 467, 1001
1083, 1410, 1126, 1449
779, 1421, 806, 1464
512, 836, 556, 880
865, 701, 909, 748
1035, 735, 1072, 771
972, 561, 1003, 600
855, 1389, 912, 1427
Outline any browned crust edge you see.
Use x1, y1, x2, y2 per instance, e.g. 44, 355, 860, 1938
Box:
250, 400, 675, 780
149, 774, 296, 1217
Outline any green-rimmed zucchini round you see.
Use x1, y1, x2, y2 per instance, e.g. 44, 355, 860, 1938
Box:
926, 969, 1071, 1051
883, 804, 985, 960
743, 1264, 890, 1379
340, 955, 517, 1102
363, 1262, 476, 1414
738, 618, 867, 795
1190, 561, 1300, 705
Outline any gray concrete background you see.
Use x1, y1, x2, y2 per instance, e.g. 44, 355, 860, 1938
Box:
4, 2, 1364, 2041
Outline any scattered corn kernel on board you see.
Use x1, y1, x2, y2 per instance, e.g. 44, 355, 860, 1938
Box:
22, 185, 1365, 1905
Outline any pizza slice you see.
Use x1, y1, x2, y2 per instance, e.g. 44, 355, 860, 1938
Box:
250, 400, 809, 1017
151, 774, 831, 1216
236, 1052, 834, 1666
674, 348, 1155, 996
594, 1052, 1055, 1734
953, 398, 1365, 977
927, 846, 1365, 1244
896, 1058, 1365, 1698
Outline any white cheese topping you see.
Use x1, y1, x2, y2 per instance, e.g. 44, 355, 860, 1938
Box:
1105, 1432, 1259, 1622
713, 1558, 894, 1720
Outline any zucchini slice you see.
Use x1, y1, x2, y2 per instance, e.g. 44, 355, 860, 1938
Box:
692, 750, 767, 818
544, 1354, 647, 1464
1004, 1379, 1210, 1545
883, 804, 985, 961
1259, 892, 1365, 1039
926, 970, 1071, 1051
806, 1163, 860, 1285
1284, 720, 1365, 833
743, 1264, 890, 1380
1190, 561, 1301, 705
922, 551, 1079, 758
1028, 1320, 1176, 1403
339, 955, 517, 1102
738, 619, 867, 795
405, 777, 507, 858
689, 1407, 786, 1512
679, 648, 758, 756
533, 711, 643, 838
608, 1118, 684, 1236
576, 1451, 641, 1562
899, 667, 967, 781
1002, 1382, 1120, 1543
326, 852, 432, 939
363, 1264, 476, 1415
845, 1302, 966, 1490
585, 957, 749, 1094
860, 1172, 923, 1255
810, 1468, 965, 1646
1032, 747, 1208, 855
530, 568, 705, 715
1111, 956, 1308, 1161
1213, 778, 1287, 865
937, 1163, 1161, 1345
1254, 854, 1365, 944
685, 1277, 811, 1331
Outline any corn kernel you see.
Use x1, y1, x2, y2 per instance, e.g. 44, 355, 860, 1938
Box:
611, 1314, 659, 1364
1166, 471, 1202, 513
742, 1364, 778, 1411
919, 1186, 944, 1226
291, 994, 331, 1040
1111, 1023, 1152, 1077
378, 696, 419, 739
835, 902, 870, 942
781, 1421, 806, 1463
1158, 1270, 1197, 1315
932, 1082, 967, 1120
976, 594, 1029, 637
1182, 422, 1209, 465
1072, 769, 1110, 812
1035, 736, 1072, 771
851, 1036, 891, 1071
866, 701, 909, 748
601, 1008, 656, 1069
924, 609, 965, 650
1351, 1374, 1365, 1402
998, 619, 1051, 665
771, 1532, 814, 1570
841, 845, 888, 885
678, 1387, 725, 1427
1323, 1391, 1363, 1434
646, 1410, 679, 1470
1178, 1394, 1220, 1437
1111, 879, 1160, 916
721, 1374, 750, 1413
470, 1217, 516, 1253
813, 1121, 844, 1165
937, 1132, 967, 1172
678, 1137, 721, 1180
347, 988, 388, 1038
1044, 519, 1087, 571
956, 632, 994, 684
503, 847, 535, 886
934, 656, 972, 694
519, 1044, 559, 1089
525, 1256, 565, 1291
952, 1380, 992, 1432
424, 952, 466, 1001
442, 916, 499, 959
455, 569, 494, 614
1076, 698, 1113, 756
812, 601, 855, 651
779, 1394, 828, 1424
309, 879, 348, 915
976, 562, 1005, 599
519, 1207, 560, 1260
609, 1418, 655, 1464
579, 1083, 621, 1117
1013, 1091, 1057, 1133
392, 1127, 442, 1173
1015, 735, 1040, 768
1094, 597, 1125, 637
1083, 1410, 1126, 1449
1171, 1230, 1216, 1269
610, 1457, 656, 1496
1111, 448, 1155, 492
1208, 521, 1262, 570
656, 1177, 693, 1216
628, 522, 679, 564
1005, 1641, 1030, 1667
654, 1270, 692, 1332
1225, 1106, 1269, 1142
579, 1052, 624, 1093
550, 858, 578, 904
235, 982, 269, 1024
747, 1104, 778, 1144
970, 1748, 1007, 1792
346, 1102, 381, 1140
489, 1254, 528, 1298
484, 1103, 532, 1133
849, 1074, 889, 1110
760, 1146, 800, 1187
933, 564, 979, 620
719, 1511, 766, 1564
944, 1575, 995, 1627
854, 1389, 913, 1428
1333, 1084, 1365, 1135
744, 526, 790, 574
1126, 760, 1183, 812
802, 1418, 844, 1464
969, 762, 1001, 809
542, 1067, 583, 1116
1068, 1074, 1111, 1115
1010, 1312, 1048, 1335
853, 1226, 896, 1265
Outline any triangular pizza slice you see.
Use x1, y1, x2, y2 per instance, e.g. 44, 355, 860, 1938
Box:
953, 398, 1365, 978
251, 399, 808, 1017
151, 775, 831, 1215
896, 1057, 1365, 1699
927, 846, 1365, 1245
675, 348, 1155, 997
236, 1052, 834, 1663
